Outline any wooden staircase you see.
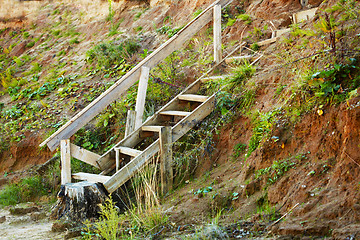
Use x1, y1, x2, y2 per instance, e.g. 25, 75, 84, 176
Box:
40, 1, 319, 196
72, 75, 220, 193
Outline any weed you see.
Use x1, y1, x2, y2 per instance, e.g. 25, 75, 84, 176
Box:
26, 41, 35, 48
237, 14, 252, 25
247, 109, 280, 159
0, 176, 49, 206
233, 143, 247, 159
86, 39, 140, 69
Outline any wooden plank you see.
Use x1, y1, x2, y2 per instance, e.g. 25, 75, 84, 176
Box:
40, 0, 232, 152
178, 94, 208, 102
141, 125, 164, 132
213, 4, 222, 64
115, 146, 142, 157
115, 148, 120, 172
225, 55, 254, 64
125, 110, 136, 137
135, 67, 150, 129
72, 172, 110, 183
104, 140, 160, 193
293, 8, 318, 24
257, 37, 278, 46
160, 111, 190, 117
60, 139, 71, 185
200, 75, 231, 83
70, 143, 101, 169
172, 94, 216, 142
160, 127, 173, 195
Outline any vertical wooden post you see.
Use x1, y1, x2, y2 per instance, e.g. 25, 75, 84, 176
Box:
135, 66, 150, 129
125, 110, 136, 137
115, 148, 120, 172
213, 4, 222, 64
159, 126, 173, 195
60, 139, 71, 185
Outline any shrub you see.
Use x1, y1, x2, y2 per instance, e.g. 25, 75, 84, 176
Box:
0, 176, 49, 206
86, 39, 140, 69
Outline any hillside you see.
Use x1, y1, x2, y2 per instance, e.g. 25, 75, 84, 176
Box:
1, 0, 360, 239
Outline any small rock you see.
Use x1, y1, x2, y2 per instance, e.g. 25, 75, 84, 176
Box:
10, 206, 40, 215
0, 216, 6, 224
51, 221, 72, 232
30, 212, 47, 221
64, 229, 82, 239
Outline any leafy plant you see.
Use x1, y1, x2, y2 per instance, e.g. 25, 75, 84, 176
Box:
86, 39, 140, 69
237, 14, 252, 25
0, 176, 49, 206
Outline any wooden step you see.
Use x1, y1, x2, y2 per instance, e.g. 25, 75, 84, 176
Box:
201, 75, 231, 83
160, 111, 190, 117
225, 55, 254, 64
72, 172, 111, 183
178, 94, 208, 102
115, 146, 142, 157
256, 37, 278, 46
142, 125, 164, 132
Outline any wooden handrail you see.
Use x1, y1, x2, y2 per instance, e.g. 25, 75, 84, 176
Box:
40, 0, 232, 151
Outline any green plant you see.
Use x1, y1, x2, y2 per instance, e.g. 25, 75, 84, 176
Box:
82, 196, 122, 240
237, 14, 252, 25
0, 176, 49, 206
247, 109, 279, 158
26, 41, 35, 48
86, 39, 140, 69
233, 143, 247, 159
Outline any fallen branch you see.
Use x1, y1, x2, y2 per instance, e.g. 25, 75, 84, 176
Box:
345, 152, 360, 168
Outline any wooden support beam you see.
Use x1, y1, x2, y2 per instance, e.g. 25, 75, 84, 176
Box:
115, 146, 142, 157
72, 172, 111, 183
60, 139, 71, 185
160, 127, 173, 195
125, 110, 136, 137
135, 66, 150, 129
70, 143, 101, 169
213, 4, 222, 64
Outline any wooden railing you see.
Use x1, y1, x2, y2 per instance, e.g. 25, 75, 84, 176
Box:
40, 0, 232, 153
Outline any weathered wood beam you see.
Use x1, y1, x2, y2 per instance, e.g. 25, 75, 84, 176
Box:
160, 127, 173, 195
135, 66, 150, 129
60, 139, 71, 185
213, 4, 222, 63
125, 110, 136, 137
70, 143, 101, 169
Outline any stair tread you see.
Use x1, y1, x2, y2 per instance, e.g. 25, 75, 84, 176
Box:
114, 146, 142, 157
201, 75, 231, 82
160, 110, 191, 117
142, 125, 164, 132
72, 172, 111, 183
225, 55, 254, 63
178, 94, 208, 102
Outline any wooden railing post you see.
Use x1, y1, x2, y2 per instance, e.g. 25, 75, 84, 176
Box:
213, 4, 222, 64
125, 110, 136, 137
135, 66, 150, 129
60, 139, 71, 185
160, 126, 173, 195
